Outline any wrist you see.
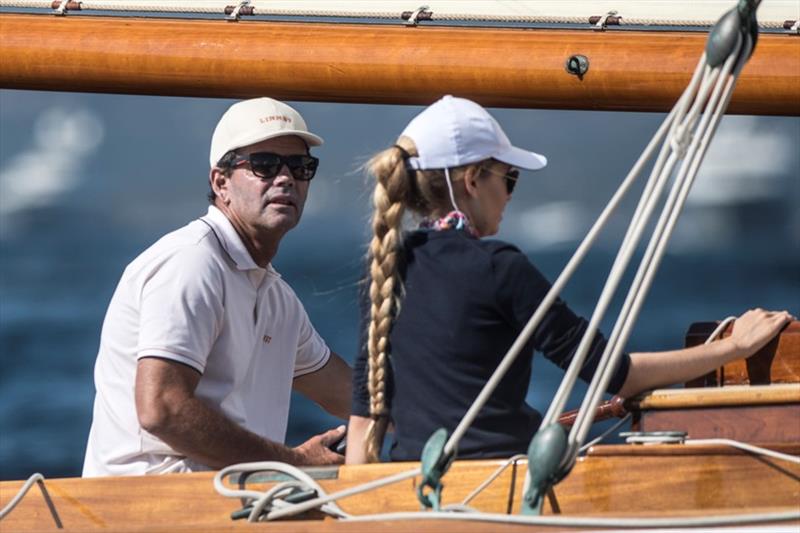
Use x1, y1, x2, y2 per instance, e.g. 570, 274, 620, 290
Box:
720, 336, 748, 361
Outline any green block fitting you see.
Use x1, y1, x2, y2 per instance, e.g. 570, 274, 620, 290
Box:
416, 428, 454, 511
522, 423, 568, 515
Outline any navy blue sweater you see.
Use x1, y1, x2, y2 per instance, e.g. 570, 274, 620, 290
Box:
352, 229, 630, 461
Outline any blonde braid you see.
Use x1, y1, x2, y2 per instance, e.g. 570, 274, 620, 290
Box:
363, 143, 412, 462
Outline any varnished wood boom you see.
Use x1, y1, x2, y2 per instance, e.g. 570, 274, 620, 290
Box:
0, 14, 798, 114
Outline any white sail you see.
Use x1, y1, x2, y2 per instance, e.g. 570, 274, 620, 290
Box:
2, 0, 798, 27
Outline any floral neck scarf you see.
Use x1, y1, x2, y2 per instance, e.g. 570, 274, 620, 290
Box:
420, 210, 478, 238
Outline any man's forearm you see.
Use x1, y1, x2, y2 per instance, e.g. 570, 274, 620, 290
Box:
143, 395, 300, 469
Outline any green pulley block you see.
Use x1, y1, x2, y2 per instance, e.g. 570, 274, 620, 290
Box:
521, 423, 569, 515
416, 428, 455, 511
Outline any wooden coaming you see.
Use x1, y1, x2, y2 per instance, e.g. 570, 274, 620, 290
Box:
685, 320, 800, 386
0, 14, 798, 115
638, 404, 800, 441
2, 444, 798, 531
631, 384, 800, 442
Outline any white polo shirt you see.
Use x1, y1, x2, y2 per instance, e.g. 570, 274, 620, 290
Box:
83, 206, 330, 477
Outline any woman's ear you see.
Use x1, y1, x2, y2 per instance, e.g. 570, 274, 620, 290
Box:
463, 165, 483, 198
210, 168, 231, 205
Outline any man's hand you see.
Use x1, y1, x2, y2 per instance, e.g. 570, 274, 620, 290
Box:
292, 425, 347, 465
727, 308, 794, 358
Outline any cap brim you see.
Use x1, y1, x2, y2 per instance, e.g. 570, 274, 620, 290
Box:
494, 145, 547, 171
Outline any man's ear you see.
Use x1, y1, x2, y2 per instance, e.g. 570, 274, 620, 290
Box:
462, 165, 482, 198
209, 168, 231, 204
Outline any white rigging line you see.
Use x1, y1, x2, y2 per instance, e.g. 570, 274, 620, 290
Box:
0, 473, 62, 528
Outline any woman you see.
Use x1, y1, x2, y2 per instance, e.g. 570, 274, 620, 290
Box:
346, 95, 792, 464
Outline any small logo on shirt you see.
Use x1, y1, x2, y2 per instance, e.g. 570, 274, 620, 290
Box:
263, 335, 272, 344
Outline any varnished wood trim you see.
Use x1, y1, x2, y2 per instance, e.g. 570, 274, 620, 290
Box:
632, 384, 800, 409
0, 14, 798, 114
639, 404, 800, 443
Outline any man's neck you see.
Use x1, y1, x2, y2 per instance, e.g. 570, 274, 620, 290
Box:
239, 230, 279, 269
215, 203, 281, 268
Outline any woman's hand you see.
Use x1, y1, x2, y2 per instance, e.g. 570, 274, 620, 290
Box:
727, 308, 795, 358
620, 308, 794, 397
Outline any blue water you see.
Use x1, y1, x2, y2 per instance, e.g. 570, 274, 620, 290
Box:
1, 91, 798, 481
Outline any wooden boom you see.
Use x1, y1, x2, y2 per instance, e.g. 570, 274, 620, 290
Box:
0, 14, 798, 115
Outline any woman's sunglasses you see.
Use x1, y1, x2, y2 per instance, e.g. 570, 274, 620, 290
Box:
481, 166, 520, 194
231, 152, 319, 181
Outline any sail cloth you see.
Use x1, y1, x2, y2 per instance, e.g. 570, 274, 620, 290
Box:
3, 0, 798, 29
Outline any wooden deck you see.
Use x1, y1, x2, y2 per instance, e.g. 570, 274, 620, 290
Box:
2, 442, 798, 531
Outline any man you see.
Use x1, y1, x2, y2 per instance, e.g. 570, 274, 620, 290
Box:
83, 98, 351, 476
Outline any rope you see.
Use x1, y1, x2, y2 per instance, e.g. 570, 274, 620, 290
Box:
706, 316, 737, 344
342, 509, 800, 527
577, 413, 632, 453
0, 1, 790, 29
458, 454, 527, 507
0, 473, 63, 528
214, 462, 421, 521
443, 105, 681, 460
684, 439, 800, 464
569, 33, 748, 463
213, 462, 353, 520
214, 433, 800, 524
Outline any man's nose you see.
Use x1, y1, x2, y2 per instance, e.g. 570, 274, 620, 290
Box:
271, 164, 295, 186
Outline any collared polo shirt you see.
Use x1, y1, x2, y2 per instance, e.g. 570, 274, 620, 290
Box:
83, 206, 330, 476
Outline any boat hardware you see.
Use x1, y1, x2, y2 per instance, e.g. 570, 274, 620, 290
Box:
621, 431, 688, 444
225, 0, 251, 22
417, 427, 454, 510
403, 5, 430, 27
51, 0, 76, 15
589, 14, 622, 27
521, 423, 568, 515
594, 10, 619, 31
565, 55, 589, 80
550, 0, 760, 474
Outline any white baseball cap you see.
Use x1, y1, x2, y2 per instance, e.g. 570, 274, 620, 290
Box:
209, 97, 324, 167
401, 95, 547, 171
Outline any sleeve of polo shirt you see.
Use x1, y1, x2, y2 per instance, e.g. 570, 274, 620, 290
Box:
293, 302, 330, 378
492, 246, 630, 394
137, 246, 224, 373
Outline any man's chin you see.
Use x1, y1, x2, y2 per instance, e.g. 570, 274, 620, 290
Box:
262, 211, 300, 232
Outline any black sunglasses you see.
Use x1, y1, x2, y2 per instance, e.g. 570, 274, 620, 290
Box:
481, 166, 520, 194
231, 152, 319, 181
